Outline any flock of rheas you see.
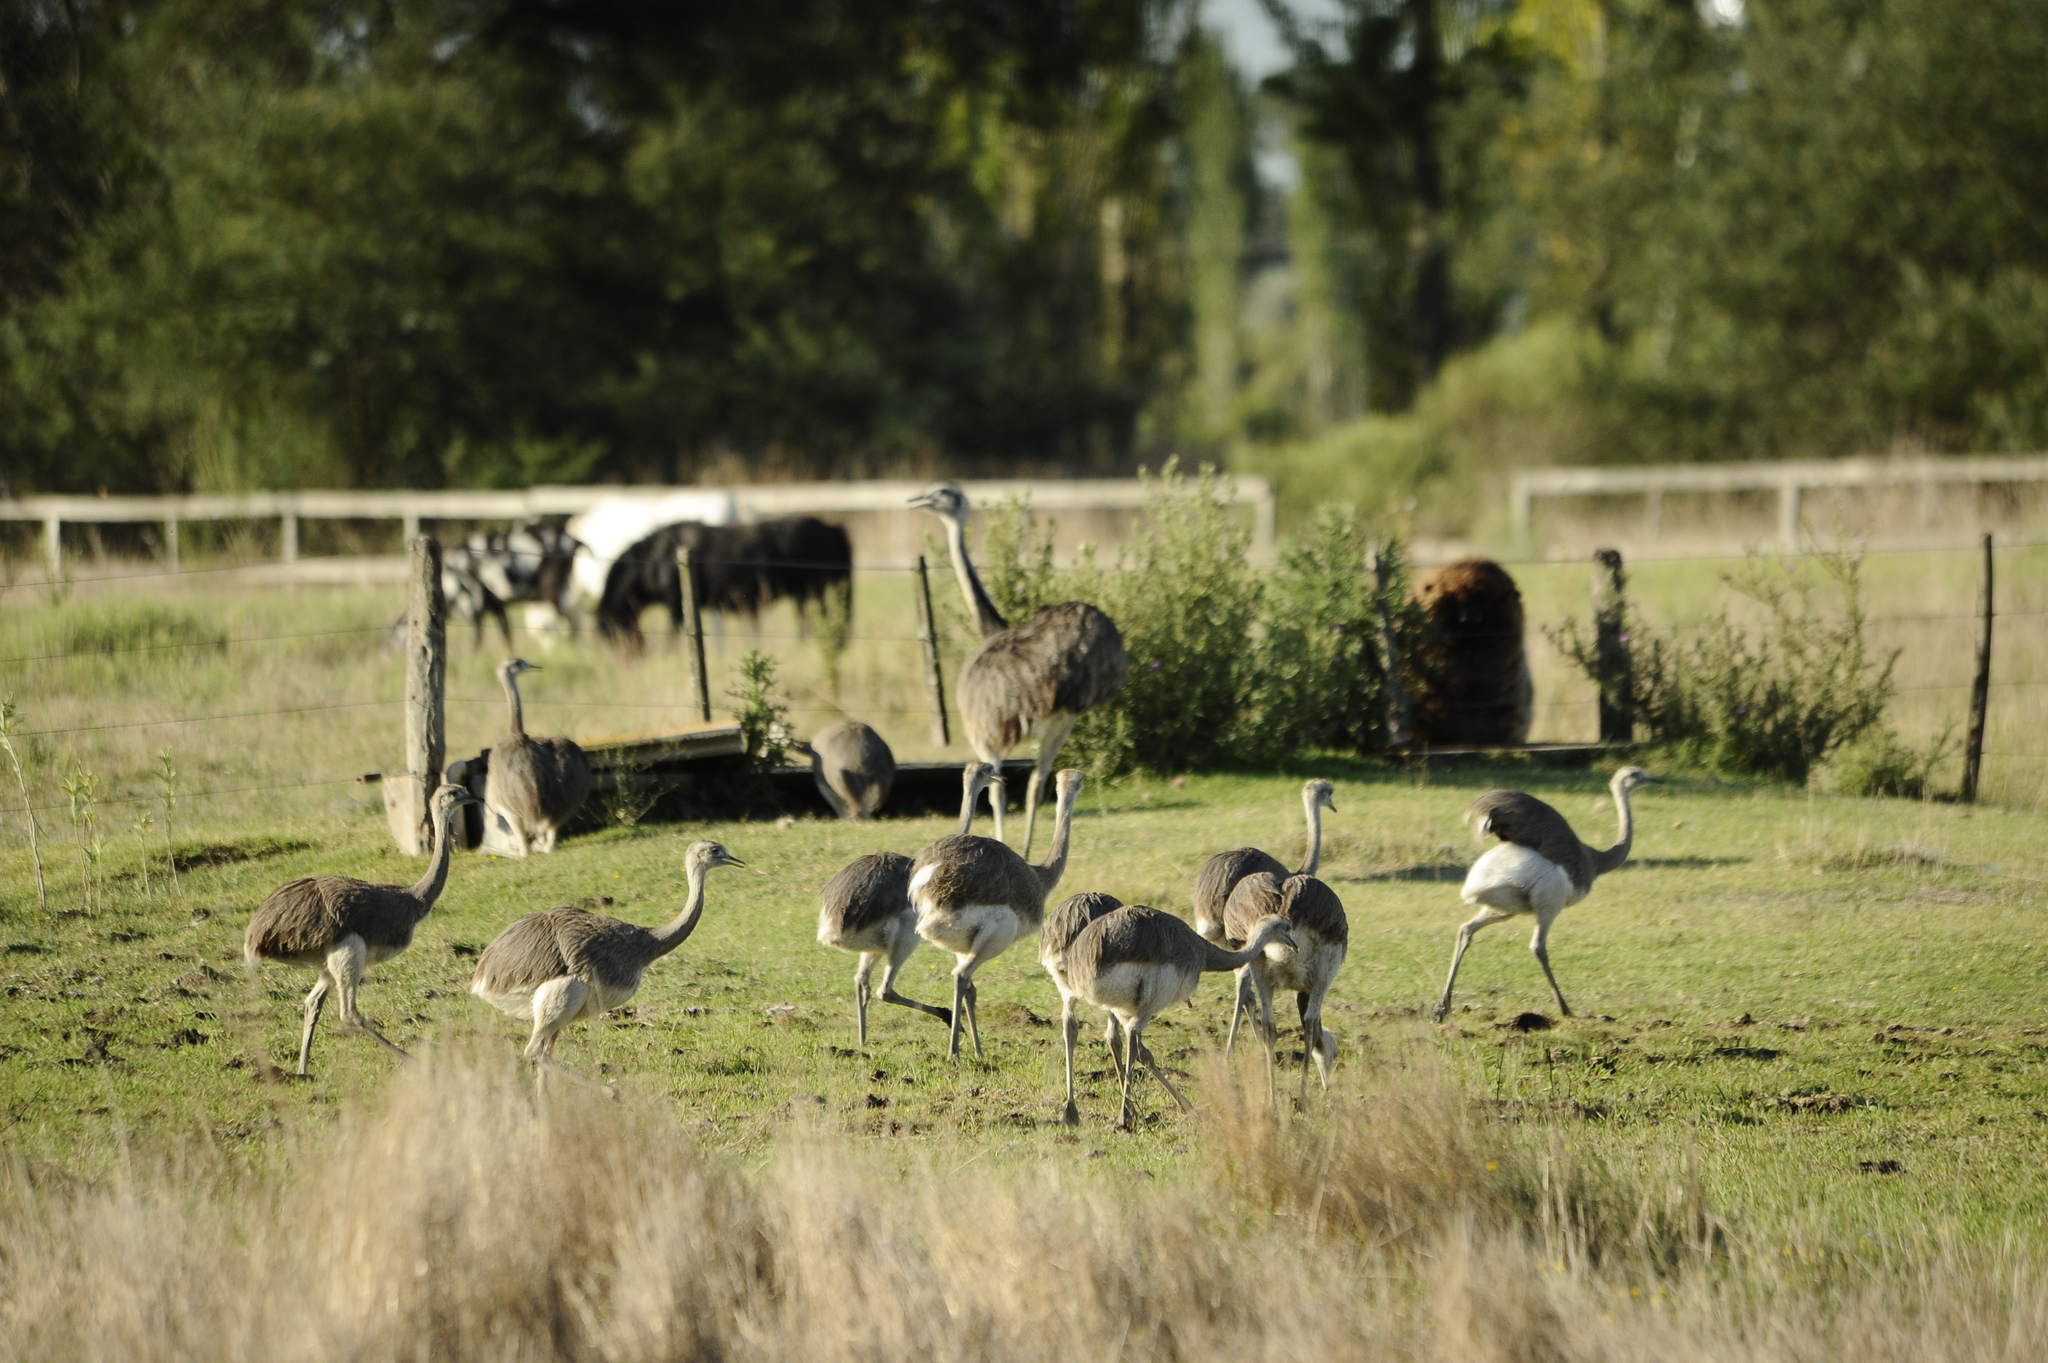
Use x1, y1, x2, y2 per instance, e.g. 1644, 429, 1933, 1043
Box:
245, 486, 1659, 1130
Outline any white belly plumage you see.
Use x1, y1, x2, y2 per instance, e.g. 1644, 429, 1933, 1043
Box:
1462, 844, 1581, 914
1086, 960, 1197, 1016
915, 902, 1021, 961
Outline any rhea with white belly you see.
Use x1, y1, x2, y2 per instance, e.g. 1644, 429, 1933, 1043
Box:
1221, 871, 1349, 1090
909, 767, 1084, 1060
471, 839, 744, 1092
1064, 905, 1298, 1129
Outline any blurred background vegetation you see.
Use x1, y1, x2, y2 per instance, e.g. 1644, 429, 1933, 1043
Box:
3, 0, 2044, 531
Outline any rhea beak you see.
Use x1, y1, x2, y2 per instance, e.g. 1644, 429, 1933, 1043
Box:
908, 491, 939, 511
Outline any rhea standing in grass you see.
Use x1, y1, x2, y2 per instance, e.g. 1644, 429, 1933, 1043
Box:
1191, 778, 1337, 944
471, 839, 745, 1093
816, 762, 997, 1044
244, 783, 481, 1076
484, 657, 593, 856
910, 767, 1084, 1060
1039, 889, 1126, 1124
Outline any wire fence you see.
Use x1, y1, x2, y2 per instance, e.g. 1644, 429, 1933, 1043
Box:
0, 536, 2043, 826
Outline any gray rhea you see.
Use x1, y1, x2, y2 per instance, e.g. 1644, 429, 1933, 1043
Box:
484, 657, 594, 855
909, 767, 1085, 1060
807, 719, 896, 821
1432, 765, 1660, 1022
471, 839, 743, 1093
1064, 904, 1297, 1129
1039, 889, 1126, 1125
244, 783, 481, 1076
911, 484, 1127, 858
816, 762, 996, 1044
1221, 871, 1349, 1090
1191, 778, 1337, 943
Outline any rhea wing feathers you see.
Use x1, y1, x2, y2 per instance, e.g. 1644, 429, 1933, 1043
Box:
1467, 789, 1596, 894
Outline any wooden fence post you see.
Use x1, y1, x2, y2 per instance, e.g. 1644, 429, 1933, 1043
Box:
915, 555, 951, 746
1593, 548, 1633, 744
1962, 533, 1993, 803
678, 546, 712, 723
385, 536, 446, 855
1370, 545, 1412, 751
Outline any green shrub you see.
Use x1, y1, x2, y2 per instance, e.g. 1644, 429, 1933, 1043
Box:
1551, 550, 1897, 784
1242, 509, 1426, 761
1828, 725, 1953, 800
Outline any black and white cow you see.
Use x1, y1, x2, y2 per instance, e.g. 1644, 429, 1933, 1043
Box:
596, 517, 851, 646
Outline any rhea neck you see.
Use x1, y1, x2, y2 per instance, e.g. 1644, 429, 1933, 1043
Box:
1197, 919, 1291, 972
956, 777, 990, 836
1032, 786, 1080, 894
1592, 777, 1638, 876
405, 800, 462, 908
647, 858, 712, 960
938, 513, 1009, 638
498, 665, 527, 738
1299, 791, 1327, 877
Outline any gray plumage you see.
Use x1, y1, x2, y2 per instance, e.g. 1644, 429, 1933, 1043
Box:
808, 720, 895, 822
1431, 766, 1659, 1023
484, 657, 594, 855
913, 484, 1128, 859
1039, 889, 1125, 1125
471, 839, 744, 1093
817, 762, 996, 1044
909, 766, 1085, 1060
1064, 904, 1296, 1129
244, 782, 481, 1076
1191, 779, 1337, 942
1221, 871, 1349, 1090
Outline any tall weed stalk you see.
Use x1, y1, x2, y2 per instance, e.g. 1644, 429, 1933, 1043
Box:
0, 699, 49, 916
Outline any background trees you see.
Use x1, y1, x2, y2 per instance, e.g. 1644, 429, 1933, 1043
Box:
2, 0, 2043, 502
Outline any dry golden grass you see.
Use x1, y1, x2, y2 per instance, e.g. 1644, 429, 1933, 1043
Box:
4, 1042, 2045, 1362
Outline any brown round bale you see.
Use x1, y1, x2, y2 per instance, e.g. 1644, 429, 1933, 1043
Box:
1410, 557, 1533, 746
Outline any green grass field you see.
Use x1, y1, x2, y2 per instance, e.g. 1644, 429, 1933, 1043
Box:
3, 561, 2047, 1358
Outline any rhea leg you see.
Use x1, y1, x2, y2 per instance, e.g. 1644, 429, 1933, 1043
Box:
1225, 967, 1254, 1052
1061, 996, 1081, 1125
296, 974, 332, 1076
947, 959, 983, 1060
1114, 1016, 1140, 1130
1431, 906, 1512, 1023
1131, 1023, 1193, 1114
525, 977, 616, 1096
878, 924, 950, 1027
326, 937, 408, 1062
853, 952, 878, 1045
979, 764, 1007, 847
1530, 908, 1573, 1017
1020, 712, 1077, 860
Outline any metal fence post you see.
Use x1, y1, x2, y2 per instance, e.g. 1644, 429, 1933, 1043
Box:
915, 555, 951, 746
678, 546, 712, 723
1593, 548, 1633, 743
1962, 534, 1993, 803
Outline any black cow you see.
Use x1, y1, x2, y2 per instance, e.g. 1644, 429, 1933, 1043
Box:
597, 517, 852, 645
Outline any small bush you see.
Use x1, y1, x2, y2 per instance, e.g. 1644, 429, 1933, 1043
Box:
1829, 726, 1953, 799
1552, 550, 1897, 784
726, 650, 792, 770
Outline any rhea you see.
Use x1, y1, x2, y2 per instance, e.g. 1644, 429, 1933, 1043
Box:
1191, 778, 1337, 943
816, 761, 997, 1044
804, 719, 895, 822
910, 767, 1084, 1060
1220, 871, 1348, 1090
244, 782, 481, 1076
1064, 904, 1298, 1129
484, 657, 594, 855
1431, 766, 1660, 1022
471, 839, 745, 1091
1040, 889, 1125, 1125
912, 484, 1127, 857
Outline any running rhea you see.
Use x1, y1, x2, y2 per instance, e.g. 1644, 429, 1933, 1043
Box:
1064, 904, 1297, 1129
909, 767, 1085, 1060
1040, 889, 1125, 1125
912, 485, 1126, 857
817, 762, 997, 1044
804, 719, 895, 822
483, 657, 594, 855
1220, 871, 1348, 1091
1191, 778, 1337, 943
244, 782, 481, 1076
470, 839, 745, 1092
1431, 766, 1660, 1022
